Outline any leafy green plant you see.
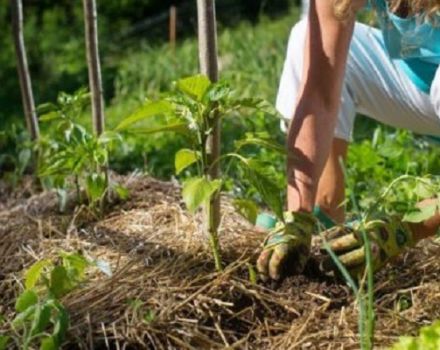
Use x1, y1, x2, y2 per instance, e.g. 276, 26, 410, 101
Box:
117, 75, 284, 270
37, 88, 126, 211
390, 320, 440, 350
2, 252, 110, 350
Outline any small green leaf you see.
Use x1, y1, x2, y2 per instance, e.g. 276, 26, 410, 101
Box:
12, 305, 37, 328
182, 177, 222, 213
176, 75, 211, 101
61, 252, 90, 281
85, 173, 107, 204
40, 336, 57, 350
403, 204, 437, 223
25, 259, 52, 290
49, 266, 72, 298
98, 131, 123, 145
415, 182, 435, 199
52, 302, 69, 345
131, 122, 189, 135
242, 159, 284, 221
30, 303, 52, 336
247, 263, 257, 285
175, 149, 200, 175
114, 184, 130, 200
15, 290, 38, 312
115, 101, 173, 131
233, 199, 258, 224
143, 309, 156, 324
39, 111, 59, 122
235, 134, 285, 154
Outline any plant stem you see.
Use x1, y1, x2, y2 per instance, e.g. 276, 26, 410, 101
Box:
206, 191, 222, 271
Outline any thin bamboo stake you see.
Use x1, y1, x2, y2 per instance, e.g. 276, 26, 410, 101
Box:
11, 0, 39, 141
83, 0, 105, 136
197, 0, 222, 270
169, 6, 177, 50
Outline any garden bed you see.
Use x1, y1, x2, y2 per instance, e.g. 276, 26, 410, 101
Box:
1, 174, 439, 349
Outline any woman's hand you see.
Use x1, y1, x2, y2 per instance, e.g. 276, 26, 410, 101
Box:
257, 211, 317, 281
320, 217, 415, 277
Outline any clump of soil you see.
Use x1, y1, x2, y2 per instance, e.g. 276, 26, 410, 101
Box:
1, 174, 439, 349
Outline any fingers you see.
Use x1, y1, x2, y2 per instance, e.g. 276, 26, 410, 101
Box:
256, 249, 273, 282
328, 233, 362, 253
269, 244, 289, 280
321, 242, 382, 277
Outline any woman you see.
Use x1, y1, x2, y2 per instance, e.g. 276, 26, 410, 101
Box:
257, 0, 440, 281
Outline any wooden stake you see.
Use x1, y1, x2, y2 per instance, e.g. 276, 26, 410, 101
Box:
169, 5, 177, 50
83, 0, 105, 136
197, 0, 222, 269
11, 0, 39, 141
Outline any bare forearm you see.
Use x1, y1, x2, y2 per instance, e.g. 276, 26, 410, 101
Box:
286, 101, 338, 212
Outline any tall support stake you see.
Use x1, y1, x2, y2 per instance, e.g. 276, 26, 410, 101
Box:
83, 0, 105, 135
169, 5, 177, 50
11, 0, 39, 141
197, 0, 222, 270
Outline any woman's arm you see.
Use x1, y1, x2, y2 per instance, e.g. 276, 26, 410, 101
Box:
287, 0, 366, 212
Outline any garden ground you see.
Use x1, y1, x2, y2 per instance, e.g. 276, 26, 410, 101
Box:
1, 175, 440, 349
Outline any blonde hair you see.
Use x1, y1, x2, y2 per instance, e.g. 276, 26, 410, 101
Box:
334, 0, 440, 20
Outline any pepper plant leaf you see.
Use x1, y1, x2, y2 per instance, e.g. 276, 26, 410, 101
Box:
25, 259, 52, 290
235, 133, 286, 154
244, 159, 284, 221
233, 199, 258, 225
15, 290, 38, 313
131, 122, 189, 135
176, 75, 211, 102
115, 100, 174, 131
182, 177, 222, 213
403, 203, 438, 223
175, 149, 200, 175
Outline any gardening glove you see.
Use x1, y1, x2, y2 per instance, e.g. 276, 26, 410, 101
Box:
257, 211, 317, 281
320, 216, 416, 278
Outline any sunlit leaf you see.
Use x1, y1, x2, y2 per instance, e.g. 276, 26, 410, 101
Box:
235, 134, 285, 154
182, 177, 222, 213
25, 259, 52, 290
15, 290, 38, 312
233, 199, 258, 224
61, 252, 90, 281
175, 149, 200, 175
40, 336, 57, 350
86, 173, 107, 204
176, 75, 211, 102
131, 123, 189, 135
403, 204, 437, 223
115, 100, 174, 131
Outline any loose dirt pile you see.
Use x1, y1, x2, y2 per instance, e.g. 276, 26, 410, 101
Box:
1, 175, 439, 349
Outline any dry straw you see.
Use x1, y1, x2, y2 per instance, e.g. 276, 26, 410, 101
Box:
1, 175, 440, 349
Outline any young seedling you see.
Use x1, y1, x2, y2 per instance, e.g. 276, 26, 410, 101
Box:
117, 74, 284, 270
3, 252, 111, 350
37, 89, 126, 212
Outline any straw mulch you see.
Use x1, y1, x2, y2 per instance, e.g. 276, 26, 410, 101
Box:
0, 174, 439, 349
